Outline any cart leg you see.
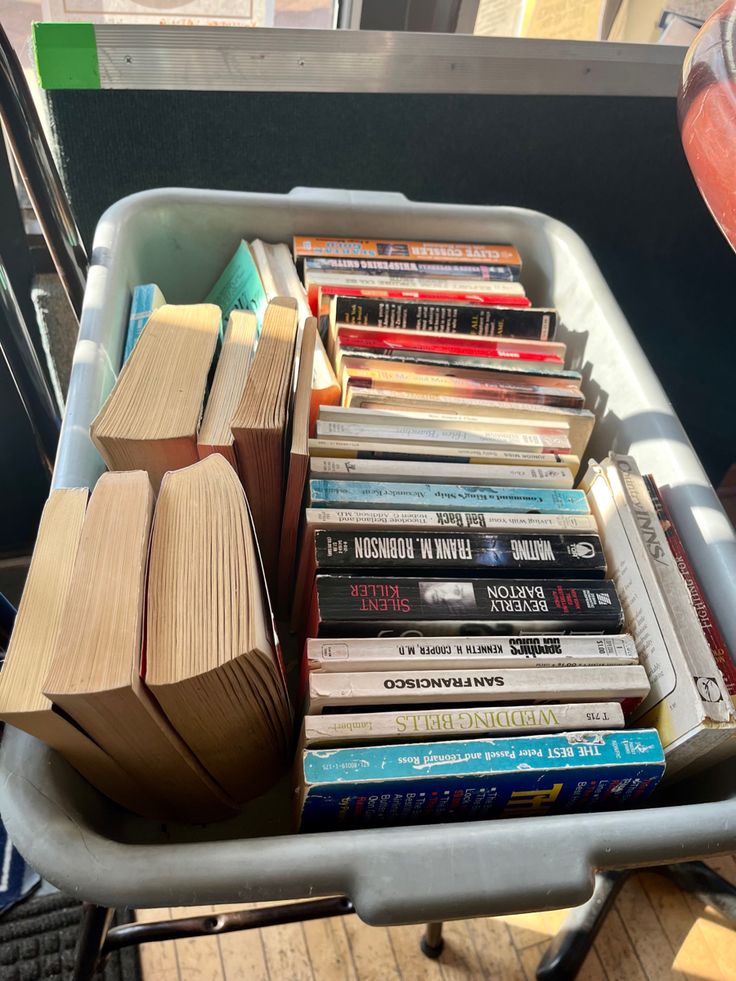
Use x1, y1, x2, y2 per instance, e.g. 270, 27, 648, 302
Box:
536, 870, 629, 980
661, 861, 736, 923
73, 903, 115, 981
420, 920, 444, 958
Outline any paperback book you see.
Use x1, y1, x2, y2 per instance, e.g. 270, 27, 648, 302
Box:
297, 729, 665, 831
301, 701, 626, 747
309, 576, 625, 636
311, 530, 606, 577
306, 634, 639, 672
308, 480, 590, 514
304, 665, 650, 714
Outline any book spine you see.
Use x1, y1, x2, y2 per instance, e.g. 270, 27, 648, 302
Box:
314, 421, 572, 452
123, 285, 158, 362
314, 576, 623, 633
304, 508, 599, 534
301, 701, 626, 746
312, 531, 606, 577
308, 440, 578, 470
306, 634, 639, 671
334, 296, 555, 340
334, 326, 565, 363
308, 480, 590, 514
293, 236, 523, 269
582, 462, 723, 774
313, 273, 525, 294
344, 363, 584, 410
309, 459, 573, 489
305, 257, 516, 282
337, 345, 580, 380
609, 456, 734, 722
319, 286, 532, 310
298, 729, 664, 830
643, 474, 736, 699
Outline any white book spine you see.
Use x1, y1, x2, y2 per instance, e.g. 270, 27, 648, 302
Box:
306, 665, 650, 713
582, 463, 735, 775
309, 458, 573, 489
302, 701, 625, 746
311, 273, 525, 295
609, 454, 734, 717
308, 439, 575, 468
600, 459, 732, 725
318, 404, 569, 433
304, 508, 599, 534
315, 420, 569, 450
307, 634, 639, 672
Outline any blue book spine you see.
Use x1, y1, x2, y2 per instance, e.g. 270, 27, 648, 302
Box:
309, 480, 589, 514
123, 284, 163, 363
299, 730, 664, 831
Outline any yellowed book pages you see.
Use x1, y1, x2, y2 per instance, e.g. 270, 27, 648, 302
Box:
43, 471, 235, 822
231, 298, 299, 592
0, 488, 159, 814
198, 309, 257, 468
146, 454, 291, 804
90, 303, 221, 491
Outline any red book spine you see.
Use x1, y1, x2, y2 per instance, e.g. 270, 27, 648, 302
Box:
645, 475, 736, 697
335, 327, 562, 363
316, 285, 532, 315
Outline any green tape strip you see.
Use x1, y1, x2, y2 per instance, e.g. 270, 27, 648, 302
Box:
33, 23, 101, 90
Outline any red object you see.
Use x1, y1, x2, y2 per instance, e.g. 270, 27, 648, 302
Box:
646, 475, 736, 697
679, 1, 736, 252
315, 285, 531, 316
335, 326, 564, 363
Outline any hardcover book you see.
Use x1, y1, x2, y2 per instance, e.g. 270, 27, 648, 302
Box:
310, 575, 624, 637
297, 729, 665, 831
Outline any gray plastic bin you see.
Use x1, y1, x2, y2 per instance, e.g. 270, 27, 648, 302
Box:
2, 188, 735, 923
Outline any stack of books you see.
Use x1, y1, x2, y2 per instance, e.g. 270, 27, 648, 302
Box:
288, 236, 670, 831
2, 230, 734, 831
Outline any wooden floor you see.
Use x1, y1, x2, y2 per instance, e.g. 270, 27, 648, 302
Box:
136, 855, 736, 981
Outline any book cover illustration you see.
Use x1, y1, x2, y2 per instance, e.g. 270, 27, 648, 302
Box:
298, 729, 665, 831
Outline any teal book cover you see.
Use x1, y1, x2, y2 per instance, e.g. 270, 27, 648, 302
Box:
299, 729, 665, 831
308, 481, 590, 514
206, 241, 268, 333
123, 284, 165, 363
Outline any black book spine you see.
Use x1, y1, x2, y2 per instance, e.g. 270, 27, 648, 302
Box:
334, 296, 557, 340
314, 576, 623, 636
313, 532, 606, 578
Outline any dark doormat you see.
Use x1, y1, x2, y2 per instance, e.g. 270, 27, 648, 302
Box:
0, 892, 141, 980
